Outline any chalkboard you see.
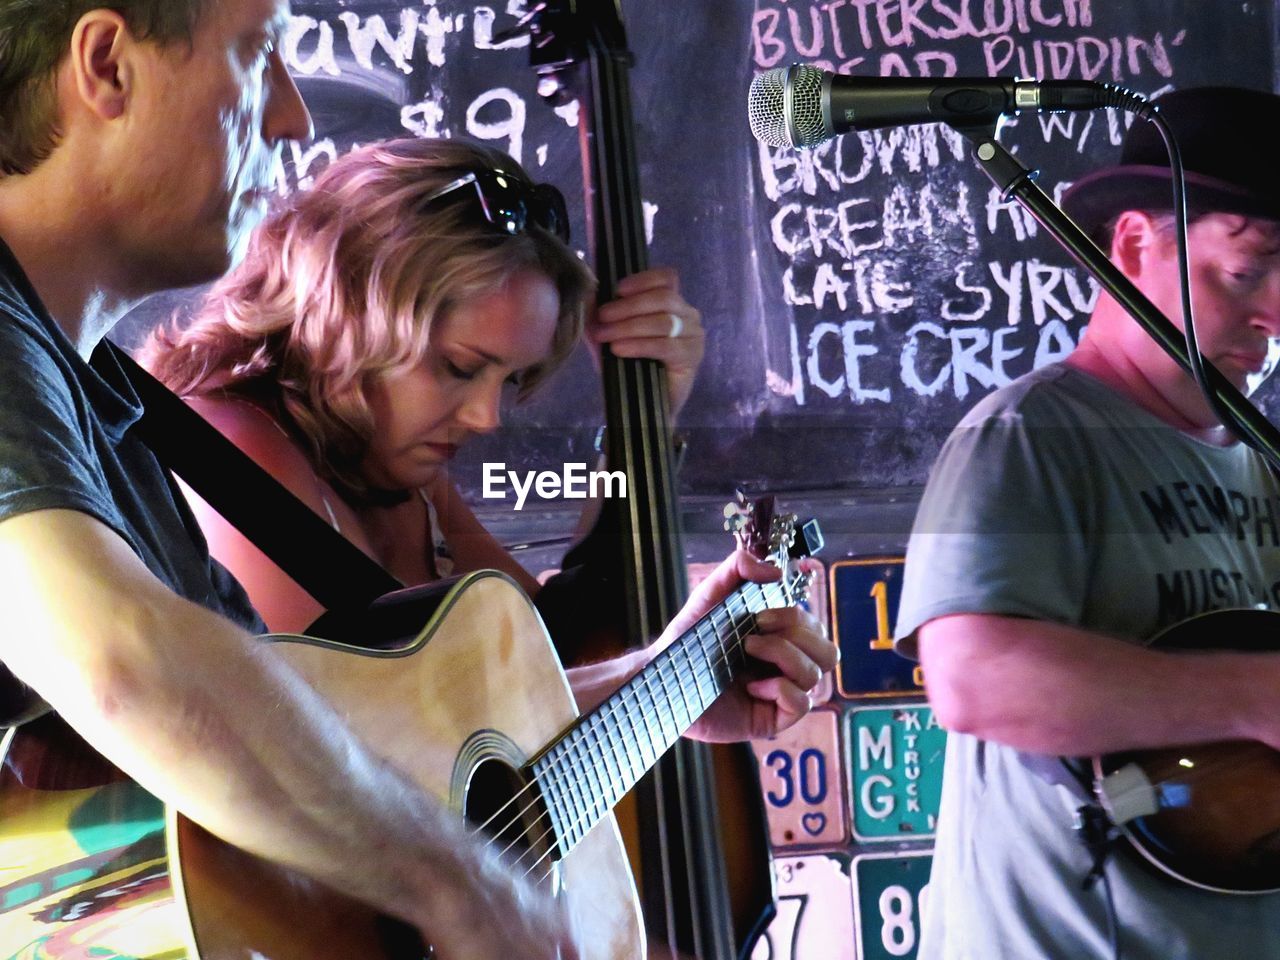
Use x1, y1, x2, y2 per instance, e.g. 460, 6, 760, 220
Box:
746, 0, 1280, 490
113, 0, 1280, 498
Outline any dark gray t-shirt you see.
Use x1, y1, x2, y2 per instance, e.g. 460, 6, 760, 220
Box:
0, 238, 263, 720
895, 363, 1280, 959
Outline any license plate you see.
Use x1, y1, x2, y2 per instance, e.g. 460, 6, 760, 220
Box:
853, 851, 932, 960
830, 559, 923, 698
750, 854, 856, 960
846, 704, 945, 841
753, 709, 846, 848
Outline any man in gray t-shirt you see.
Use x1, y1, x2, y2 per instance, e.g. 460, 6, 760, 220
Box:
896, 87, 1280, 958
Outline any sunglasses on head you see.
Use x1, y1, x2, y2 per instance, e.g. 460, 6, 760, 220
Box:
418, 167, 571, 244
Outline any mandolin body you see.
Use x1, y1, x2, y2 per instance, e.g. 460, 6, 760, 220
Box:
1093, 607, 1280, 894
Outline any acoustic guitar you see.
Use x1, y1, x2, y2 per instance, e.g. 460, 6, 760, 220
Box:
0, 507, 817, 959
1092, 607, 1280, 894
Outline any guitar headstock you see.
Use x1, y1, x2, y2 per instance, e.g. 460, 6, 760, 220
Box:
723, 493, 823, 605
723, 490, 772, 556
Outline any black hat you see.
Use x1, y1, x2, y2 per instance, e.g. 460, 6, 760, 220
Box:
1060, 86, 1280, 238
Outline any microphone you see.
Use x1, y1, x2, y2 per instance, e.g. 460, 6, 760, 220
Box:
748, 64, 1149, 148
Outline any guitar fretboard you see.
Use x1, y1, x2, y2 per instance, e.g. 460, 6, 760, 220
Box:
528, 577, 791, 854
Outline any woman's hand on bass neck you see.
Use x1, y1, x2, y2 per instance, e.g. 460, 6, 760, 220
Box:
586, 267, 705, 420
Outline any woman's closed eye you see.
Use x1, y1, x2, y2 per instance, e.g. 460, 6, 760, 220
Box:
443, 351, 525, 390
444, 358, 482, 381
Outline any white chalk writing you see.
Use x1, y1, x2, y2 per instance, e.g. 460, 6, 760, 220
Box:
752, 0, 1202, 409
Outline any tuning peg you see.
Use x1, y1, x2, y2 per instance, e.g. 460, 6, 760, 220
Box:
800, 570, 815, 601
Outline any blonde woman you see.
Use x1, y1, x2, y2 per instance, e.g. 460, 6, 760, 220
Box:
143, 139, 673, 627
140, 137, 832, 740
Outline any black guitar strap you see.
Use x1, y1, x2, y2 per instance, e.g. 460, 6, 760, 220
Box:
109, 343, 402, 613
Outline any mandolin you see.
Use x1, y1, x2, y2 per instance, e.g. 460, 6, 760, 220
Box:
0, 505, 818, 959
1092, 607, 1280, 894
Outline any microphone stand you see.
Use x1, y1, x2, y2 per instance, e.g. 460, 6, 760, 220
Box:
955, 125, 1280, 472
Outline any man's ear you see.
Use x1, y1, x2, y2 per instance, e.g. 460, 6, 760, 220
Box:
1109, 210, 1163, 281
66, 10, 135, 123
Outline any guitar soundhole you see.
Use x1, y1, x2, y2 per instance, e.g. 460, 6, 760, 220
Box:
464, 759, 560, 888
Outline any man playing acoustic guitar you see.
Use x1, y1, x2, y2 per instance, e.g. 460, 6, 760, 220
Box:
896, 87, 1280, 958
0, 2, 833, 958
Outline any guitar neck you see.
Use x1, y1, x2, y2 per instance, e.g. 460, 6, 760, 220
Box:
529, 577, 792, 855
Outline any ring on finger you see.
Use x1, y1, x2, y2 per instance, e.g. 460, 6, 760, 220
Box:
668, 313, 683, 338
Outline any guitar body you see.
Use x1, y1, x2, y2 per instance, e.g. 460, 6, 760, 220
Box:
0, 572, 641, 959
1093, 608, 1280, 894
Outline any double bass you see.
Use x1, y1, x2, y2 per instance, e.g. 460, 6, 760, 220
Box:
522, 3, 779, 957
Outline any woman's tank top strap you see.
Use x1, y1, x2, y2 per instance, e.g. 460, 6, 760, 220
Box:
419, 488, 455, 578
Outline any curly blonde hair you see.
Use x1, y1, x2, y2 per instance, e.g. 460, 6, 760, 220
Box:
140, 137, 595, 500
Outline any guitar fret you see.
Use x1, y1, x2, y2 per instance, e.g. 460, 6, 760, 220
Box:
568, 735, 599, 846
611, 688, 642, 785
641, 665, 675, 754
664, 647, 695, 731
726, 591, 755, 674
709, 606, 734, 684
574, 730, 605, 843
661, 647, 696, 736
657, 655, 684, 740
618, 679, 650, 773
570, 728, 608, 839
641, 675, 667, 763
556, 741, 588, 848
586, 729, 612, 833
534, 758, 571, 857
686, 642, 710, 709
693, 620, 721, 704
626, 676, 660, 770
709, 607, 735, 690
599, 702, 627, 806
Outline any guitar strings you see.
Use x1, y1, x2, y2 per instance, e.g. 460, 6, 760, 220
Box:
471, 577, 787, 852
479, 579, 789, 870
495, 588, 763, 869
474, 579, 793, 878
466, 571, 790, 847
498, 603, 764, 878
510, 590, 759, 878
511, 623, 749, 883
514, 585, 772, 882
485, 589, 776, 880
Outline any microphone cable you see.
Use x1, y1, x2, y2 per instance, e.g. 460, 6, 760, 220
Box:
1073, 801, 1123, 960
1151, 112, 1272, 460
1062, 754, 1123, 960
